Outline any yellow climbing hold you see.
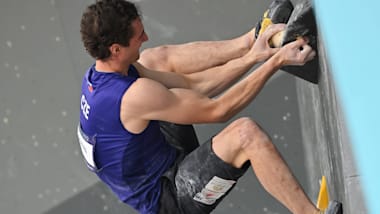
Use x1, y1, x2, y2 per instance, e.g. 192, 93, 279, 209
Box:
317, 176, 329, 211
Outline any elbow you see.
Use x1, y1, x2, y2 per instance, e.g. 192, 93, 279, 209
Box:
209, 103, 233, 123
214, 114, 231, 123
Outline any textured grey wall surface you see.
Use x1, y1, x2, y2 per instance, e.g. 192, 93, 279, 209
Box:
296, 28, 367, 213
1, 0, 353, 213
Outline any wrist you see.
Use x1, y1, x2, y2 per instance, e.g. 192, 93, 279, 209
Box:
242, 52, 259, 67
267, 54, 283, 70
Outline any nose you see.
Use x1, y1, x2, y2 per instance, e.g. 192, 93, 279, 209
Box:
142, 32, 149, 42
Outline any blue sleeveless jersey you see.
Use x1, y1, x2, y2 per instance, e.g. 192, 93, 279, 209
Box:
78, 64, 177, 214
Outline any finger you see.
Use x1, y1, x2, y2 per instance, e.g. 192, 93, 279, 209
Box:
299, 45, 315, 62
283, 38, 306, 49
303, 36, 310, 44
262, 23, 286, 39
301, 44, 312, 53
305, 50, 316, 62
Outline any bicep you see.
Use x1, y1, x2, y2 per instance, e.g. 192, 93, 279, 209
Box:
150, 88, 218, 124
123, 78, 219, 124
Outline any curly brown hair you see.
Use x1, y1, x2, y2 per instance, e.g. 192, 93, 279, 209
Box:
80, 0, 141, 59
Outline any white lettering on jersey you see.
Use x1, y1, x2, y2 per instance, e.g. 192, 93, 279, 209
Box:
81, 95, 91, 120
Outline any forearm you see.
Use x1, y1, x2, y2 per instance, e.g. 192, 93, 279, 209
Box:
213, 55, 282, 121
188, 53, 258, 97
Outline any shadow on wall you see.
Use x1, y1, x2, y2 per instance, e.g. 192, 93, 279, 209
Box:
43, 182, 137, 214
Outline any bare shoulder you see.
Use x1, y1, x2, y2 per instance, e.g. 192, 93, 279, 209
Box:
120, 77, 166, 115
119, 77, 166, 133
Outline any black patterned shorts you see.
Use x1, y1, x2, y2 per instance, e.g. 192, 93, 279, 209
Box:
158, 122, 250, 214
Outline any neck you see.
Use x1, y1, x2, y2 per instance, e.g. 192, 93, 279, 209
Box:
95, 59, 130, 75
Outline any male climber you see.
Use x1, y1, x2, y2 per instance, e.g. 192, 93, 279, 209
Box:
78, 0, 342, 213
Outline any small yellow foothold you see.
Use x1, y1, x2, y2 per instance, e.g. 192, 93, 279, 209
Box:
317, 176, 329, 211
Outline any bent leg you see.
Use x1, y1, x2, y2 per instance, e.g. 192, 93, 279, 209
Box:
138, 28, 256, 74
171, 138, 249, 214
212, 117, 318, 214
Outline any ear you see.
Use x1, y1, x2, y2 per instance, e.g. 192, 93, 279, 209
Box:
109, 44, 121, 56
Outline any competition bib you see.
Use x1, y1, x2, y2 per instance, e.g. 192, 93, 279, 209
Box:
77, 125, 98, 171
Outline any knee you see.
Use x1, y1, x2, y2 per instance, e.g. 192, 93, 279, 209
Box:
212, 117, 274, 168
234, 117, 273, 151
139, 46, 170, 71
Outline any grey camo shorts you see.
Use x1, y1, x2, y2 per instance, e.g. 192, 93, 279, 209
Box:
158, 121, 250, 214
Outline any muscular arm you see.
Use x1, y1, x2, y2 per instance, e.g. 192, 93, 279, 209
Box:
135, 24, 286, 98
121, 29, 315, 133
134, 55, 257, 98
122, 43, 309, 133
125, 56, 281, 126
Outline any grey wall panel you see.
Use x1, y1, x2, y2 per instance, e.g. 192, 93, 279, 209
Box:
0, 0, 326, 213
296, 21, 367, 214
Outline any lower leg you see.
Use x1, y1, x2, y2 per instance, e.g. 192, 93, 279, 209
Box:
139, 28, 256, 74
247, 140, 318, 214
213, 118, 319, 214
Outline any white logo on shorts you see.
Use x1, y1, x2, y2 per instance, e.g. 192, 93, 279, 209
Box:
193, 176, 236, 205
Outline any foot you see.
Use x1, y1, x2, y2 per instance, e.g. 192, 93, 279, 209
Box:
319, 200, 343, 214
255, 0, 294, 38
